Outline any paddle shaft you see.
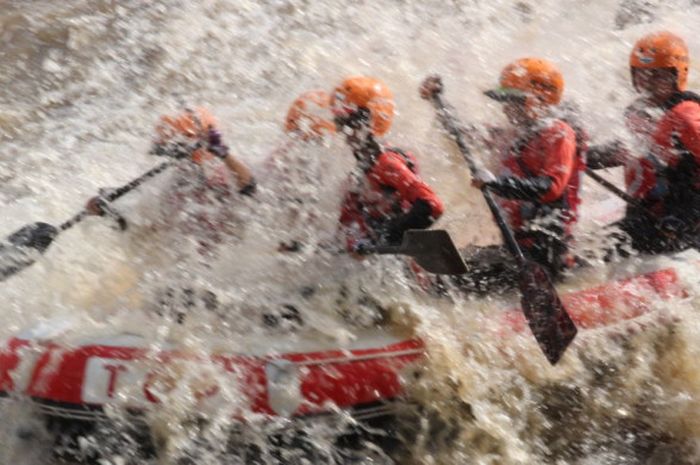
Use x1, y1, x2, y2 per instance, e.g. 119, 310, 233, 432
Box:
58, 162, 173, 232
586, 166, 700, 250
430, 94, 526, 263
426, 87, 577, 364
585, 168, 647, 212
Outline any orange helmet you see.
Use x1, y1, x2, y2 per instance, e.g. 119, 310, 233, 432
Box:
284, 90, 335, 140
485, 58, 564, 113
154, 107, 217, 164
629, 31, 689, 91
330, 76, 394, 137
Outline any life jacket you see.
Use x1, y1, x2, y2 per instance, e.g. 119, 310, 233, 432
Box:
656, 92, 700, 215
351, 147, 420, 220
660, 91, 700, 113
159, 160, 238, 248
498, 118, 585, 241
368, 146, 419, 213
623, 92, 700, 219
171, 161, 233, 202
339, 145, 443, 247
623, 154, 666, 212
561, 116, 589, 228
595, 98, 665, 207
382, 146, 417, 172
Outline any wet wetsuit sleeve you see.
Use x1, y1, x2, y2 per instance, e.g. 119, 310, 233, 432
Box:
485, 176, 553, 200
373, 153, 445, 218
587, 141, 629, 169
373, 153, 445, 244
487, 125, 576, 203
383, 198, 435, 244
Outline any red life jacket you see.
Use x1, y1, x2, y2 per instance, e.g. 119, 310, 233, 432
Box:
339, 147, 444, 248
627, 92, 700, 217
654, 93, 700, 213
623, 154, 666, 213
497, 119, 584, 239
592, 98, 665, 211
170, 161, 233, 204
161, 161, 236, 245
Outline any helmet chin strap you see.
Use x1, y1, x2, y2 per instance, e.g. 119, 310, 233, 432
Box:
352, 133, 382, 170
338, 106, 382, 163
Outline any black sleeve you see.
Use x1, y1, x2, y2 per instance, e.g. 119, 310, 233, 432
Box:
486, 176, 553, 201
383, 198, 435, 245
587, 142, 625, 170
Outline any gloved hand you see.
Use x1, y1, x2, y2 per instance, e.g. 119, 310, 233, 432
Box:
209, 145, 229, 159
351, 238, 375, 255
85, 189, 127, 230
381, 198, 435, 245
85, 196, 107, 216
659, 215, 687, 238
207, 128, 229, 159
419, 75, 443, 100
277, 240, 302, 253
471, 166, 496, 189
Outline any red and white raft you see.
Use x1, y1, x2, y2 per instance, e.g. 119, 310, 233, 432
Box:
500, 252, 692, 335
0, 326, 424, 423
0, 249, 695, 424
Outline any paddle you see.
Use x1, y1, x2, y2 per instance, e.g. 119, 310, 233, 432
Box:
0, 161, 173, 281
371, 229, 468, 275
586, 167, 700, 249
585, 168, 645, 211
421, 77, 577, 365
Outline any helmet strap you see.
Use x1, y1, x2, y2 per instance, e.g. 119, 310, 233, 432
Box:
353, 134, 382, 168
335, 107, 371, 131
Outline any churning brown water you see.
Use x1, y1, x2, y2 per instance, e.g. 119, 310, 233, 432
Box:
2, 1, 700, 464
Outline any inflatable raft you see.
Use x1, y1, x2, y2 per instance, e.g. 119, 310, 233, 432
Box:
0, 251, 694, 428
0, 326, 424, 425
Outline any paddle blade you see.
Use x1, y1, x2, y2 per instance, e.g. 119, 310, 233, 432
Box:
401, 229, 468, 275
8, 222, 58, 251
0, 222, 58, 281
518, 261, 577, 365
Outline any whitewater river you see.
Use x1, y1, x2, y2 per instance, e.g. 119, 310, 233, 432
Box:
2, 0, 700, 463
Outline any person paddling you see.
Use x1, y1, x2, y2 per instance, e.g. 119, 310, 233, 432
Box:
421, 58, 585, 294
268, 90, 337, 253
587, 31, 700, 254
84, 107, 257, 320
86, 107, 256, 255
331, 76, 445, 257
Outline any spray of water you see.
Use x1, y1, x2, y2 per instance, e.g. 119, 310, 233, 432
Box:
3, 0, 700, 464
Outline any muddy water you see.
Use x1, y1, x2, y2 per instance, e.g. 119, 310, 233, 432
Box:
2, 0, 700, 464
